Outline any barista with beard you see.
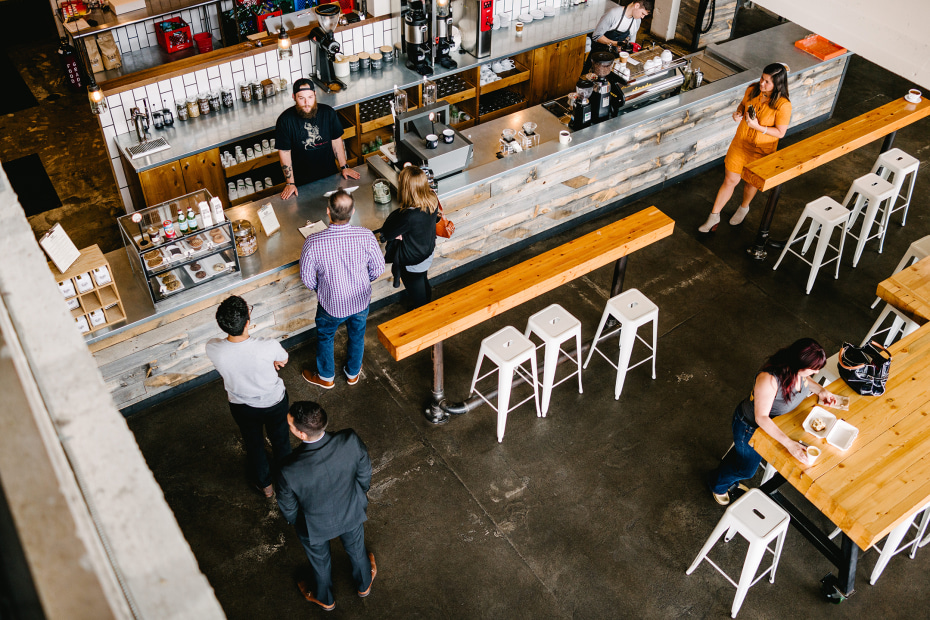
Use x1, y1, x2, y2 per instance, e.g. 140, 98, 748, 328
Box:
277, 79, 360, 200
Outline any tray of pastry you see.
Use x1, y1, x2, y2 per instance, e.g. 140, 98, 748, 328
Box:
142, 248, 169, 273
155, 269, 185, 296
182, 252, 232, 283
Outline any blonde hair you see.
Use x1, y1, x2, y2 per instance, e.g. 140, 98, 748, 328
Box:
398, 166, 439, 213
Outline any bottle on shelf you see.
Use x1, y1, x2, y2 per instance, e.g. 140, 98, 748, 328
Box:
178, 209, 189, 234
187, 206, 198, 232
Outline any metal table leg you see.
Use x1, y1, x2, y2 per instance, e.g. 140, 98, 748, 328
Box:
747, 185, 782, 261
424, 341, 450, 425
610, 255, 628, 297
879, 130, 897, 154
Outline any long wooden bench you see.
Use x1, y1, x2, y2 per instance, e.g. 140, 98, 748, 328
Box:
377, 206, 675, 423
741, 96, 930, 259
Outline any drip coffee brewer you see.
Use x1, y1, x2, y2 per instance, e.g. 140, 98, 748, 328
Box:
309, 4, 346, 93
570, 79, 594, 130
434, 0, 457, 69
403, 0, 433, 75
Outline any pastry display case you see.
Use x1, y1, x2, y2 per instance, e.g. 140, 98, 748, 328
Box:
118, 189, 241, 305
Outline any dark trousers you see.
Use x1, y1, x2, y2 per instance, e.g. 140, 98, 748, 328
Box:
228, 392, 292, 489
296, 520, 372, 606
711, 407, 763, 494
400, 268, 432, 309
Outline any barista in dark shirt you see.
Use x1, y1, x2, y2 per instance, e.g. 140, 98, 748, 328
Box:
277, 78, 360, 199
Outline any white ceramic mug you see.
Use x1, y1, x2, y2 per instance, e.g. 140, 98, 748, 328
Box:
492, 61, 503, 73
806, 445, 821, 464
559, 130, 571, 144
907, 88, 922, 102
500, 59, 515, 70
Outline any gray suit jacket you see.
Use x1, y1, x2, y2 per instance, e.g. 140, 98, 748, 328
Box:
276, 430, 372, 544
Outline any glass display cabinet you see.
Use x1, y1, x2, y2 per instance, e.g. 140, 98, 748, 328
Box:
118, 189, 241, 305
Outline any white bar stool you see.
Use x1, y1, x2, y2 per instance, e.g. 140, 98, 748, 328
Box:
871, 148, 919, 230
870, 235, 930, 308
842, 173, 896, 266
583, 288, 658, 401
686, 489, 790, 618
469, 326, 541, 443
861, 305, 920, 348
524, 304, 583, 416
772, 196, 850, 294
812, 352, 840, 386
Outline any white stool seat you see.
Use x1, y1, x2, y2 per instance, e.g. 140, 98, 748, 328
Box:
524, 304, 583, 416
871, 148, 919, 232
812, 351, 841, 386
772, 196, 850, 294
469, 326, 541, 442
687, 489, 790, 618
870, 235, 930, 308
583, 288, 658, 400
842, 173, 896, 266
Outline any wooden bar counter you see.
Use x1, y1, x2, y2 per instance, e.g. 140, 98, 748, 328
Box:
90, 23, 852, 411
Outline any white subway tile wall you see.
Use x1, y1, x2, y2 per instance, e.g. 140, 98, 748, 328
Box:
98, 18, 396, 213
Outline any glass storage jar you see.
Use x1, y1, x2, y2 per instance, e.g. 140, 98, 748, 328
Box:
233, 220, 258, 256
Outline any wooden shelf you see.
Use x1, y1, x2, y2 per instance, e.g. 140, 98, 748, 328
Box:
224, 151, 279, 178
229, 182, 285, 207
49, 245, 127, 338
450, 119, 477, 130
443, 87, 477, 106
480, 62, 530, 95
478, 101, 527, 123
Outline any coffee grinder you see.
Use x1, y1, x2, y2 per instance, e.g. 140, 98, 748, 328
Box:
434, 0, 457, 69
570, 79, 594, 130
589, 52, 614, 124
309, 4, 346, 93
403, 0, 433, 75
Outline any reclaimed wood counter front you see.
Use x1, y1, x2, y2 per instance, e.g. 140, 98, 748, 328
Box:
92, 26, 850, 411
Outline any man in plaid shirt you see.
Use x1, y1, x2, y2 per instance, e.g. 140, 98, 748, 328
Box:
300, 190, 386, 389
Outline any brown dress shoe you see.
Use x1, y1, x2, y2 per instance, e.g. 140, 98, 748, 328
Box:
358, 552, 377, 597
302, 370, 335, 389
297, 580, 335, 611
257, 484, 274, 498
345, 368, 360, 386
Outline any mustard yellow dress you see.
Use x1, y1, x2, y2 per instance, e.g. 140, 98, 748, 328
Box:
724, 86, 792, 174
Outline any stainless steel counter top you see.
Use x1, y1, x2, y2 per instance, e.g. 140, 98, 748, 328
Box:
115, 0, 607, 172
95, 22, 851, 345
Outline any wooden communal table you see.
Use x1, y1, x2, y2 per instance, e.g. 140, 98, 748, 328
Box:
742, 96, 930, 260
378, 207, 675, 424
749, 322, 930, 599
877, 255, 930, 325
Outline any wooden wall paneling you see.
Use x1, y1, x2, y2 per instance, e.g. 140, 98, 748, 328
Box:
675, 0, 738, 49
138, 160, 185, 207
556, 35, 587, 95
180, 148, 228, 207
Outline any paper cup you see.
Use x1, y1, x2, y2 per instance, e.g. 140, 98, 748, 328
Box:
806, 445, 821, 464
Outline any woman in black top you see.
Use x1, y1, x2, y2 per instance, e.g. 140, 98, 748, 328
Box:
379, 166, 439, 309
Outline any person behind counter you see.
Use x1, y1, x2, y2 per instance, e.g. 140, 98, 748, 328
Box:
707, 338, 837, 506
699, 63, 792, 233
377, 166, 439, 309
583, 0, 653, 74
277, 78, 361, 200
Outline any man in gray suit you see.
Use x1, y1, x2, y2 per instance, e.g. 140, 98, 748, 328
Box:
277, 401, 376, 611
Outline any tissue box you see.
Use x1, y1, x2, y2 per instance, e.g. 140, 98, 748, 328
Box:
109, 0, 146, 15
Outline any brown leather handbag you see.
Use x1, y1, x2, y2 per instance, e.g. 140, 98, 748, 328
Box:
436, 201, 455, 238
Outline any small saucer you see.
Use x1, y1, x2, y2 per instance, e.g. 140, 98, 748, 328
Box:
905, 94, 921, 103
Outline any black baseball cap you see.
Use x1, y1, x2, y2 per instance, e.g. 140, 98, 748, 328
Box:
293, 78, 315, 94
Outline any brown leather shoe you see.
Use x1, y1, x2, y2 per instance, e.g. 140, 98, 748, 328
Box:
257, 484, 274, 498
358, 552, 377, 597
345, 368, 360, 386
302, 370, 334, 389
297, 580, 335, 611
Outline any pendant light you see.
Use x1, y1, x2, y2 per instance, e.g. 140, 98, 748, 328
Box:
277, 26, 292, 60
88, 81, 107, 115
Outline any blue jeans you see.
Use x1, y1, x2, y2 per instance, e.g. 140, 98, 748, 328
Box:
711, 407, 763, 494
315, 304, 368, 380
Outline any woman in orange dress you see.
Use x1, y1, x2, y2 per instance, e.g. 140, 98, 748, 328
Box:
699, 63, 792, 233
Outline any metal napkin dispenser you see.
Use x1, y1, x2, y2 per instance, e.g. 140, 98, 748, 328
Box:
394, 102, 473, 180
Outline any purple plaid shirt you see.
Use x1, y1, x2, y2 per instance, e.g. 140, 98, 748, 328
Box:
299, 223, 386, 318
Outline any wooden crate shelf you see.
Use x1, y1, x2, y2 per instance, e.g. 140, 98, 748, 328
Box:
49, 245, 127, 337
223, 151, 279, 178
229, 182, 286, 207
480, 61, 531, 95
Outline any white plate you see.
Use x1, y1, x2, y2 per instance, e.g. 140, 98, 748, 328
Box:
518, 12, 533, 22
803, 407, 836, 439
905, 94, 921, 103
530, 9, 544, 19
544, 7, 557, 16
184, 252, 232, 283
156, 270, 185, 296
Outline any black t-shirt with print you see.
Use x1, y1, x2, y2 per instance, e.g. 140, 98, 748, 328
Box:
275, 104, 344, 185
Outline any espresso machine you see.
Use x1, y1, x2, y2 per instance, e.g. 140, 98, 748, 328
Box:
403, 0, 433, 75
309, 4, 346, 93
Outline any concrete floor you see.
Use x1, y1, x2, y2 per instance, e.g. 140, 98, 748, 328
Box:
4, 5, 930, 618
126, 55, 930, 618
